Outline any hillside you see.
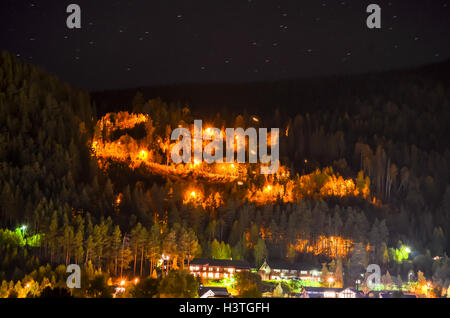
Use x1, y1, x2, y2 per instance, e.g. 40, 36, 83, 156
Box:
0, 51, 449, 291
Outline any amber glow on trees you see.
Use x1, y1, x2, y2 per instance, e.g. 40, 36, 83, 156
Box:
289, 235, 354, 259
91, 112, 372, 209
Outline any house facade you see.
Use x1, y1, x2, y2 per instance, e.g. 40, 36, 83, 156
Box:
258, 260, 322, 281
189, 258, 251, 279
301, 287, 360, 298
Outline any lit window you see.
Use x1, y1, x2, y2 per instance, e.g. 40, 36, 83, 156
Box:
324, 292, 336, 298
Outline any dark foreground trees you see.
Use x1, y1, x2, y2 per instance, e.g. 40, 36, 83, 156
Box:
158, 270, 198, 298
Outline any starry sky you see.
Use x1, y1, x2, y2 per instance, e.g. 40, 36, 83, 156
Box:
1, 0, 449, 90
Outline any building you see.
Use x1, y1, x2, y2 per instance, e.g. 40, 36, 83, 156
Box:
379, 291, 417, 298
189, 258, 250, 279
258, 260, 322, 281
301, 287, 360, 298
198, 286, 231, 298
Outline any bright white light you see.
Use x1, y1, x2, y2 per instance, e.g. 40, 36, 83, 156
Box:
404, 247, 411, 253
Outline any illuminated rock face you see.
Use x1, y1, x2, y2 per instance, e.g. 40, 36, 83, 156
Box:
91, 112, 372, 209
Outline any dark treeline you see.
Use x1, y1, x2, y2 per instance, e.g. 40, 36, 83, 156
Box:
1, 51, 450, 293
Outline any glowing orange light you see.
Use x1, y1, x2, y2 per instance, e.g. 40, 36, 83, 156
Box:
139, 149, 148, 160
92, 112, 373, 211
134, 278, 139, 284
120, 280, 126, 286
115, 193, 123, 206
204, 127, 214, 136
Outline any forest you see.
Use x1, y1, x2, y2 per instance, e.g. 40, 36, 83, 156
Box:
0, 51, 450, 297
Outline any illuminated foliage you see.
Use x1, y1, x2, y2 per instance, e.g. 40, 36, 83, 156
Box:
292, 235, 354, 259
391, 245, 411, 264
0, 228, 41, 247
91, 112, 372, 209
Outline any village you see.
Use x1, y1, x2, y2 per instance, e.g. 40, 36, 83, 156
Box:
186, 258, 420, 298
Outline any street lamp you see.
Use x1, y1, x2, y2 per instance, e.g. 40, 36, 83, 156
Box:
19, 225, 27, 237
328, 277, 334, 288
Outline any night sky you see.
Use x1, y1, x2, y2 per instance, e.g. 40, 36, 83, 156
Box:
1, 0, 449, 90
